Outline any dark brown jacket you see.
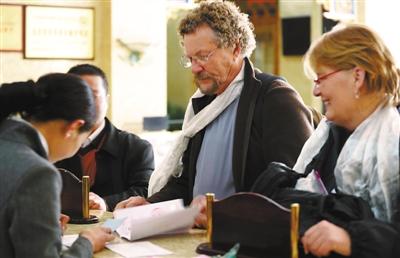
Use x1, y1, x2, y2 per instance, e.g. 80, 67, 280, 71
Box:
56, 118, 154, 210
148, 58, 313, 205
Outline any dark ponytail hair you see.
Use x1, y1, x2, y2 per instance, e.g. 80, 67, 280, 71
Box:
0, 73, 96, 132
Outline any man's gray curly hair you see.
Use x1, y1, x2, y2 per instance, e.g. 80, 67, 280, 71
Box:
179, 0, 256, 58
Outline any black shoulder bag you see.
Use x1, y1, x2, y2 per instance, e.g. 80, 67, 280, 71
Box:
251, 161, 375, 235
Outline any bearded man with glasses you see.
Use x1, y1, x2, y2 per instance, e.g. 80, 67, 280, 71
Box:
116, 0, 313, 228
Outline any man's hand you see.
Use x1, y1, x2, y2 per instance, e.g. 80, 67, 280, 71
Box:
301, 220, 351, 257
79, 227, 115, 253
59, 214, 70, 234
89, 192, 107, 211
190, 195, 207, 228
115, 196, 149, 209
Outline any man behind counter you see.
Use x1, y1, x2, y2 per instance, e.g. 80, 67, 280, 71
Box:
56, 64, 154, 211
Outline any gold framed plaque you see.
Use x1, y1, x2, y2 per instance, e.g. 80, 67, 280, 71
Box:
24, 5, 94, 59
0, 4, 23, 51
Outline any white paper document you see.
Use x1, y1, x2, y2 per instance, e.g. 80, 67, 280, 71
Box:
106, 241, 172, 258
113, 199, 199, 241
62, 234, 79, 247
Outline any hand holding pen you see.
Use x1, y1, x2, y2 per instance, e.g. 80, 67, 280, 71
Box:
314, 170, 329, 195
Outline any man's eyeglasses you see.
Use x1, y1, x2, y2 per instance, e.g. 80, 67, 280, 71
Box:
180, 48, 218, 68
313, 69, 342, 85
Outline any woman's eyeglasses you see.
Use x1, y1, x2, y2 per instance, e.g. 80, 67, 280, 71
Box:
313, 69, 342, 85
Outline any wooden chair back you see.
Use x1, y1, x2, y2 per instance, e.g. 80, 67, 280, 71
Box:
197, 192, 299, 258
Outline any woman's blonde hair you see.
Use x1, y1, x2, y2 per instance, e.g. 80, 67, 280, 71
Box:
304, 24, 399, 105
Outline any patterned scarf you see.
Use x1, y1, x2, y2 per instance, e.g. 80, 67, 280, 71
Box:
295, 104, 400, 222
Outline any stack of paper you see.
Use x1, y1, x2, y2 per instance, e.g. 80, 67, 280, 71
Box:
113, 199, 199, 241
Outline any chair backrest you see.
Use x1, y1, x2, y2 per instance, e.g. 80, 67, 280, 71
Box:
197, 192, 299, 258
58, 169, 96, 224
59, 168, 83, 218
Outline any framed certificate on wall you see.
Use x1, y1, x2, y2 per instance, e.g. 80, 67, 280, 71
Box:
24, 5, 94, 59
0, 4, 23, 51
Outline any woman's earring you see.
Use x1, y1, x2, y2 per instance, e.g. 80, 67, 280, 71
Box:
66, 131, 76, 138
354, 88, 360, 99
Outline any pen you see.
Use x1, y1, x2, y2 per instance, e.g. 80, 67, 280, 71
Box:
314, 170, 329, 195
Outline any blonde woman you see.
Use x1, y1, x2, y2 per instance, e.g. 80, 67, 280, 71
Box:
294, 24, 400, 258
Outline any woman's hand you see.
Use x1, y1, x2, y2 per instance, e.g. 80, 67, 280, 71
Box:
80, 227, 115, 253
301, 220, 351, 257
59, 213, 70, 234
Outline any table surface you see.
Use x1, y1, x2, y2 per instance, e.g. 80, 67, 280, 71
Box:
65, 210, 207, 258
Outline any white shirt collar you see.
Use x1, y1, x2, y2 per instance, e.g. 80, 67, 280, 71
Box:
81, 119, 106, 148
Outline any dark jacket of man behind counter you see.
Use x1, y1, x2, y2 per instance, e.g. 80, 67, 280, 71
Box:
56, 118, 154, 210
